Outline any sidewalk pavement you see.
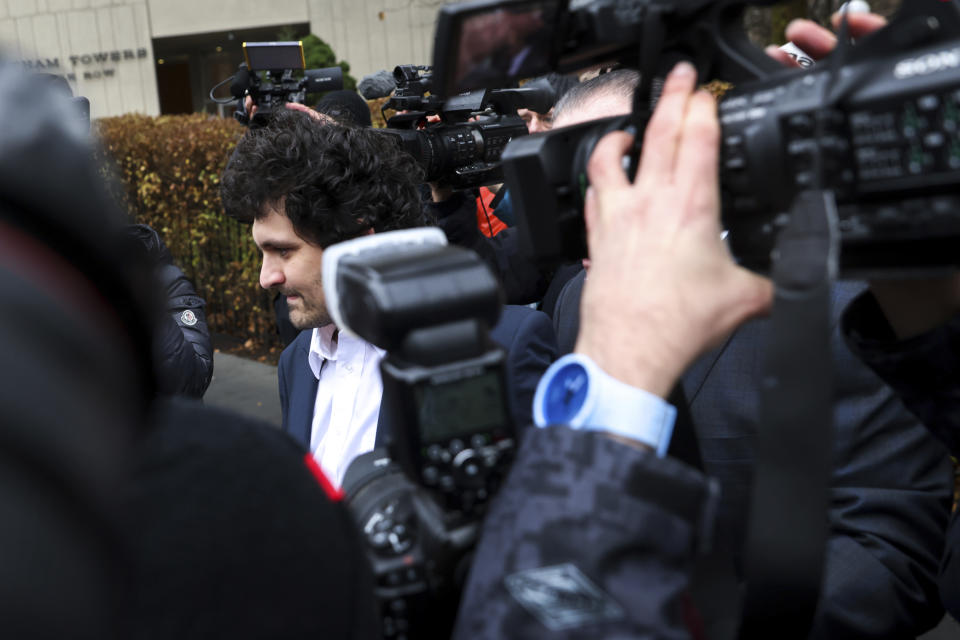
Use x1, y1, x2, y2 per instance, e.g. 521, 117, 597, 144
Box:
923, 614, 960, 640
204, 351, 281, 427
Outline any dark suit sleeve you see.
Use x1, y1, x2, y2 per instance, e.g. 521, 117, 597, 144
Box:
454, 426, 717, 640
684, 282, 953, 638
810, 286, 953, 637
498, 307, 558, 429
841, 290, 960, 622
842, 290, 960, 457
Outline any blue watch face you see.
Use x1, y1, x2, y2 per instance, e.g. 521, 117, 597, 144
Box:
543, 362, 590, 425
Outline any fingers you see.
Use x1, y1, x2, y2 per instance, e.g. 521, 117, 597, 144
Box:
784, 19, 837, 60
428, 182, 454, 203
765, 45, 801, 68
285, 102, 334, 123
638, 62, 698, 182
583, 186, 598, 240
674, 90, 720, 208
588, 61, 708, 197
285, 102, 312, 113
587, 130, 635, 190
830, 11, 887, 39
244, 96, 258, 119
784, 13, 887, 62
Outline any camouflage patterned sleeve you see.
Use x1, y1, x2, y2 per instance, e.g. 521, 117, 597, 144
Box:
454, 425, 719, 640
843, 290, 960, 457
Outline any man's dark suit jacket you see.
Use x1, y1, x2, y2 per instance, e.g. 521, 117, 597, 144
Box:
278, 305, 558, 450
842, 290, 960, 624
553, 272, 954, 638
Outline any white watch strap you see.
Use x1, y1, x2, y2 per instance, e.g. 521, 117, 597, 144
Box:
534, 354, 676, 457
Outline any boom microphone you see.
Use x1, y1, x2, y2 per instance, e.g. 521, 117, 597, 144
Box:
358, 70, 397, 100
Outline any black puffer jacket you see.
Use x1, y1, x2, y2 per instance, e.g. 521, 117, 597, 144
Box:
126, 224, 213, 398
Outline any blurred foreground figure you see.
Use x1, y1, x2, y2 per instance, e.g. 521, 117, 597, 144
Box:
125, 399, 378, 639
0, 60, 155, 640
0, 61, 377, 639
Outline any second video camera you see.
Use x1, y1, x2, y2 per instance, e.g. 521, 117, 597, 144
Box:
227, 41, 343, 127
376, 65, 553, 189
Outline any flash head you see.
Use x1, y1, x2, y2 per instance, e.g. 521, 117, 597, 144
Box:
322, 228, 503, 352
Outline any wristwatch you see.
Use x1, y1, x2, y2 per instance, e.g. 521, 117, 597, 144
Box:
533, 353, 676, 457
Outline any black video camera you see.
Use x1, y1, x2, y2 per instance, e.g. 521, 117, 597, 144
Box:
323, 228, 516, 639
433, 0, 960, 275
376, 64, 554, 188
213, 41, 343, 128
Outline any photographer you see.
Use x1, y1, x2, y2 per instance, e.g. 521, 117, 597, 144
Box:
541, 19, 953, 640
456, 60, 772, 640
457, 9, 956, 626
424, 77, 578, 305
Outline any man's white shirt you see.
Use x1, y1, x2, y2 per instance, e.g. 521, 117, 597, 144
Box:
307, 324, 385, 487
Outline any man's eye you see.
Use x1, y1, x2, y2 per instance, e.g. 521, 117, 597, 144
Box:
278, 248, 291, 257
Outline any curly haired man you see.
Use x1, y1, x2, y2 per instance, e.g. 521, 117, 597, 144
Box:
221, 110, 556, 486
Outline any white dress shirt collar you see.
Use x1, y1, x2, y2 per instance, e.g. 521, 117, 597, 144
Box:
308, 324, 339, 379
306, 325, 386, 488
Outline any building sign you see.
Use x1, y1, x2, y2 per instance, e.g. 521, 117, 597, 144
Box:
21, 48, 149, 81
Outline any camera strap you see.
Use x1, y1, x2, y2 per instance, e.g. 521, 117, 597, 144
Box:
738, 189, 839, 640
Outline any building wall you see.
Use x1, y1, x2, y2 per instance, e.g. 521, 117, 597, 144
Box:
146, 0, 309, 39
310, 0, 445, 81
0, 0, 160, 118
0, 0, 451, 118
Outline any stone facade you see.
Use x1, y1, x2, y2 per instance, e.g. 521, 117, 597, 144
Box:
1, 0, 159, 117
0, 0, 445, 117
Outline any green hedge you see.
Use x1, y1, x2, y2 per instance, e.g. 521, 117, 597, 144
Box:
94, 113, 281, 354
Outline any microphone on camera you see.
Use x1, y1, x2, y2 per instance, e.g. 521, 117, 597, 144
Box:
358, 69, 397, 99
229, 63, 254, 99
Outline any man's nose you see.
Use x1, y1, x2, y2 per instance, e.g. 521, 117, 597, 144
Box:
260, 258, 284, 289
